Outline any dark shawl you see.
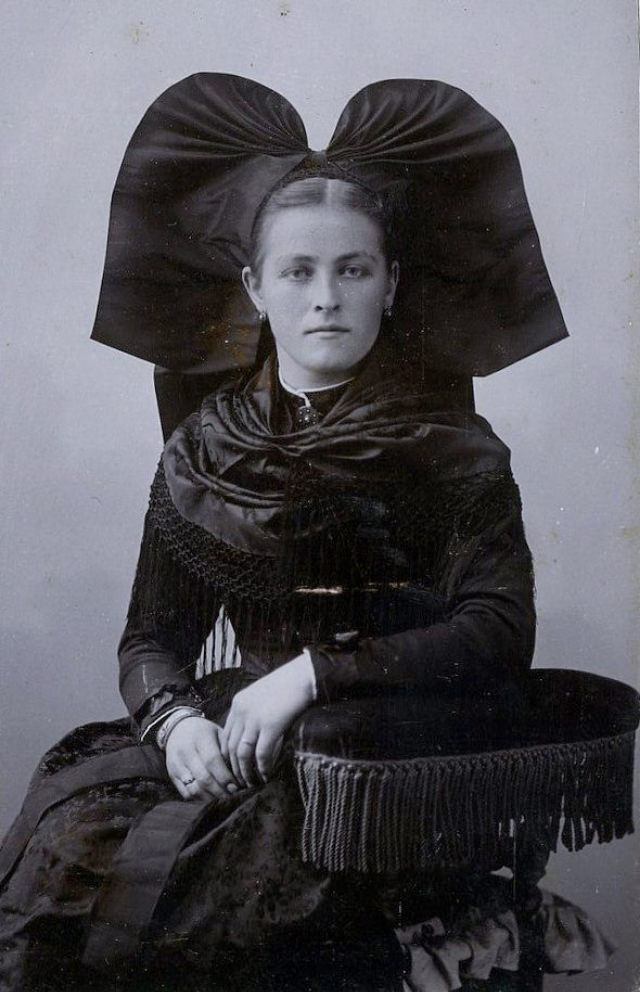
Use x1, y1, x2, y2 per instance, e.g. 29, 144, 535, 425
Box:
119, 347, 535, 724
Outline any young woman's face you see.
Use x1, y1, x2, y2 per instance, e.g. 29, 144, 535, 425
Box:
242, 204, 399, 389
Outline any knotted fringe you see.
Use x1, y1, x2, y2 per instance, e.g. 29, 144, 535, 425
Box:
294, 731, 636, 872
130, 460, 518, 675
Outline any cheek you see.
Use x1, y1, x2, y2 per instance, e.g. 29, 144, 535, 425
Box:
264, 284, 306, 316
351, 291, 385, 332
264, 292, 305, 351
345, 278, 386, 309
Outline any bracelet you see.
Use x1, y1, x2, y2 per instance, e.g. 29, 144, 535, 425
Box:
155, 707, 205, 751
139, 702, 194, 744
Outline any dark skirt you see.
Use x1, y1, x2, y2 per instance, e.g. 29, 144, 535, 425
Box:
0, 671, 595, 991
0, 671, 355, 988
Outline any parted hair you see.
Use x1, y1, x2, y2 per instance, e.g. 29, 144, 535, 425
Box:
248, 169, 398, 277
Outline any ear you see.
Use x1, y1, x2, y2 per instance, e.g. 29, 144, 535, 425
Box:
241, 266, 265, 313
384, 261, 400, 308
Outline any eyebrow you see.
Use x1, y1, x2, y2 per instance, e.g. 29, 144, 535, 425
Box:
276, 252, 379, 264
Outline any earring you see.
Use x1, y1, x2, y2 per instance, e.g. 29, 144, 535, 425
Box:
383, 306, 393, 319
258, 310, 267, 323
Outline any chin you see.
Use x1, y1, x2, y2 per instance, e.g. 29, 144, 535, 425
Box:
309, 361, 358, 381
304, 347, 367, 377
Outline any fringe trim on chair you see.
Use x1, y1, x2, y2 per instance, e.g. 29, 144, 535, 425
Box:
294, 731, 636, 872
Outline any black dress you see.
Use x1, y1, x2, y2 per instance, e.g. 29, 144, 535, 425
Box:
0, 362, 558, 992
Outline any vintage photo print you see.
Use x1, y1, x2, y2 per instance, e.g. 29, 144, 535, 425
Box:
0, 3, 637, 990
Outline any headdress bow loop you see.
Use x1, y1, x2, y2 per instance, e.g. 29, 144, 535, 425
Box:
91, 72, 567, 377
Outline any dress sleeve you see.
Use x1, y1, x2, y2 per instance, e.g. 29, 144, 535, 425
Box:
118, 497, 214, 730
118, 622, 205, 733
308, 471, 536, 703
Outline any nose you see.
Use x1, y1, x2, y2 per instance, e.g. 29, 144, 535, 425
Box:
312, 271, 340, 313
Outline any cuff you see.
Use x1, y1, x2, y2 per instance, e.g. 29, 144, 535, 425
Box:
299, 647, 318, 702
306, 645, 360, 705
135, 684, 204, 741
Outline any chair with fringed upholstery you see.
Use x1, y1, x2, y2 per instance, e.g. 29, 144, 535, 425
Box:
153, 363, 640, 992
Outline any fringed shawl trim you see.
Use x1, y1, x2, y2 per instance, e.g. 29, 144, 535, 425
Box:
125, 448, 523, 677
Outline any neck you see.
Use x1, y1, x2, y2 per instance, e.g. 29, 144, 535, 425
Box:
278, 366, 354, 396
275, 351, 364, 391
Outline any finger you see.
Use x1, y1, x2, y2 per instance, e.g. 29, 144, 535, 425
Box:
169, 766, 205, 801
188, 752, 228, 799
171, 775, 191, 800
230, 715, 260, 787
224, 720, 246, 786
219, 726, 230, 763
236, 736, 260, 788
255, 728, 283, 783
170, 751, 221, 799
182, 779, 204, 800
197, 731, 240, 793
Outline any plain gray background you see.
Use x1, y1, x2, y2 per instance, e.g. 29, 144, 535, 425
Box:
0, 2, 638, 989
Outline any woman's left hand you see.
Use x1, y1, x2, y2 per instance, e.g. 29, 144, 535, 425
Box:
220, 653, 316, 787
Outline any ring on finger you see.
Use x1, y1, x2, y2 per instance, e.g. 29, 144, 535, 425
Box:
181, 776, 196, 786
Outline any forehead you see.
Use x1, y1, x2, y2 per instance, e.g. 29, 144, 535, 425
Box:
260, 204, 384, 261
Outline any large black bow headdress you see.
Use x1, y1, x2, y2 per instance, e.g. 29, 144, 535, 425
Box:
91, 73, 567, 377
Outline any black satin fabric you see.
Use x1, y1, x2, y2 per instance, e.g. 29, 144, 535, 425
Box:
118, 349, 536, 725
91, 73, 568, 376
293, 670, 640, 762
163, 344, 510, 555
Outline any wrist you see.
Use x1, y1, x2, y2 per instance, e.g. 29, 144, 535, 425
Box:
304, 644, 360, 705
153, 706, 205, 751
291, 648, 317, 704
136, 685, 204, 740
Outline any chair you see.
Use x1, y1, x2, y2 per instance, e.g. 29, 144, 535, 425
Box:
292, 670, 639, 989
150, 368, 639, 989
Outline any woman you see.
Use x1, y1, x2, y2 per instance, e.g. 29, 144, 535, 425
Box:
150, 173, 403, 802
2, 75, 607, 992
0, 168, 540, 992
129, 170, 535, 803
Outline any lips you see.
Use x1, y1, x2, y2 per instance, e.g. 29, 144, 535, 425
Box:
304, 325, 350, 334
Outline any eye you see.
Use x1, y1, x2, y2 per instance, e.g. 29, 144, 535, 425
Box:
282, 266, 312, 280
340, 264, 369, 278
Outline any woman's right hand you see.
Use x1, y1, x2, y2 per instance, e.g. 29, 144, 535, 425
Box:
165, 717, 243, 800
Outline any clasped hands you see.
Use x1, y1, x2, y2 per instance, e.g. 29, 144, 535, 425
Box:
166, 653, 315, 800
